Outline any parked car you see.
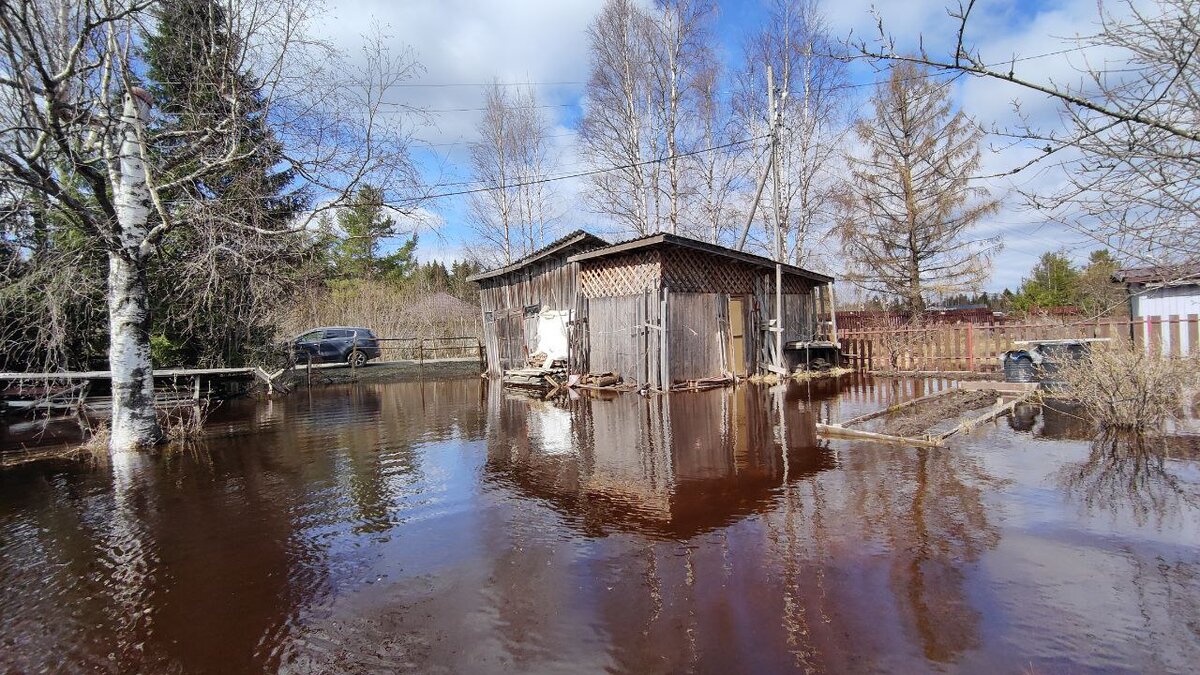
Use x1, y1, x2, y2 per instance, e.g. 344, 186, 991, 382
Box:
292, 327, 382, 367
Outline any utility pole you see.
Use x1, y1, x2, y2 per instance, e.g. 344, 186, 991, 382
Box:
769, 66, 785, 374
736, 64, 776, 252
733, 64, 787, 374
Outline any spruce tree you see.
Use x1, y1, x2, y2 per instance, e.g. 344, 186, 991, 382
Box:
141, 0, 313, 365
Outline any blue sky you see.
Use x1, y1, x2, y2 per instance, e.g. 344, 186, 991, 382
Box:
318, 0, 1134, 294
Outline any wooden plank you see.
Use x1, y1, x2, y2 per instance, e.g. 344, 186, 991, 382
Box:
0, 367, 256, 381
839, 387, 958, 428
1189, 314, 1199, 356
1149, 315, 1163, 356
940, 392, 1033, 441
966, 323, 975, 372
816, 423, 944, 448
1168, 314, 1182, 357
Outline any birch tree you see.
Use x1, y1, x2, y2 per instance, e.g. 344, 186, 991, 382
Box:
689, 62, 744, 244
466, 83, 559, 265
581, 0, 721, 237
856, 0, 1200, 271
581, 0, 655, 235
0, 0, 419, 452
837, 63, 1000, 311
734, 0, 848, 266
646, 0, 717, 236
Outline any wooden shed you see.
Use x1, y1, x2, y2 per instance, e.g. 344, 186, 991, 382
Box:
471, 231, 837, 388
469, 230, 607, 376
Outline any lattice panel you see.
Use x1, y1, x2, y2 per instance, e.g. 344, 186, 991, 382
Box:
661, 248, 756, 294
579, 250, 661, 297
579, 245, 821, 298
783, 275, 815, 294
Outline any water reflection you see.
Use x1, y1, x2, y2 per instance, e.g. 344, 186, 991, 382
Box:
1057, 431, 1200, 524
485, 385, 834, 539
0, 377, 1197, 672
482, 383, 1004, 671
0, 378, 488, 673
1002, 400, 1200, 524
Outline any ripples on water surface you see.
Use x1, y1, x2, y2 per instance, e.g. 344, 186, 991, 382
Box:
1, 375, 1198, 673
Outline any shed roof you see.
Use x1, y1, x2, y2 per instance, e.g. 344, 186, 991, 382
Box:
567, 232, 834, 285
467, 230, 609, 282
1112, 263, 1200, 286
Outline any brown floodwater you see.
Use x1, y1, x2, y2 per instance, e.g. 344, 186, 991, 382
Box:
1, 375, 1198, 673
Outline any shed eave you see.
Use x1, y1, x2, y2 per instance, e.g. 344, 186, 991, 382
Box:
467, 231, 608, 283
566, 233, 834, 285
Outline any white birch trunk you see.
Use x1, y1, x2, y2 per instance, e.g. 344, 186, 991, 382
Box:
108, 91, 162, 453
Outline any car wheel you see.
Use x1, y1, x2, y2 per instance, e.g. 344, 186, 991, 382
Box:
347, 350, 367, 368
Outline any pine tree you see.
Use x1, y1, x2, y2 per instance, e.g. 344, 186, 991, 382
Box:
1013, 252, 1079, 311
1076, 249, 1125, 317
333, 185, 417, 281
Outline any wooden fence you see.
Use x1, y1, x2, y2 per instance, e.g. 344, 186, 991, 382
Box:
838, 314, 1198, 372
372, 335, 484, 362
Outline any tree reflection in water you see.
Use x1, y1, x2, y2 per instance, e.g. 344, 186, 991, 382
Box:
1058, 430, 1200, 525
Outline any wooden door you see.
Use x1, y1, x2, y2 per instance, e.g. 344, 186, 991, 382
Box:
728, 297, 747, 376
497, 312, 524, 371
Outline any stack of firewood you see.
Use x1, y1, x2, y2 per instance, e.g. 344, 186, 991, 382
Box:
577, 372, 621, 387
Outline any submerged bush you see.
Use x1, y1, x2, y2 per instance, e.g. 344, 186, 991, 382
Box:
1061, 342, 1198, 432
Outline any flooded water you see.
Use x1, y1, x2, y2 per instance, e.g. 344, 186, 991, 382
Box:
1, 376, 1198, 673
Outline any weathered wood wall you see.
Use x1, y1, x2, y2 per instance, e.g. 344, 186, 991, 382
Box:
781, 292, 817, 343
666, 293, 725, 383
584, 291, 663, 387
569, 244, 830, 384
478, 257, 581, 375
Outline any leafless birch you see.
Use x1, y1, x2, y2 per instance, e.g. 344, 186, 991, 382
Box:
646, 0, 717, 236
466, 83, 559, 265
581, 0, 655, 235
734, 0, 848, 266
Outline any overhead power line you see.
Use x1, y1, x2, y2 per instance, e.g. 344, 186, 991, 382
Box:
380, 102, 576, 113
390, 135, 766, 206
387, 80, 586, 88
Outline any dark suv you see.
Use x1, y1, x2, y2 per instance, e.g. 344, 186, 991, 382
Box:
292, 327, 382, 367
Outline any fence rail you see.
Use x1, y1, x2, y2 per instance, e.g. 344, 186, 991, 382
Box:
838, 314, 1198, 372
370, 335, 484, 361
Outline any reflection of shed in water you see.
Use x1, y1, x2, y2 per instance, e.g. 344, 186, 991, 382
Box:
470, 230, 838, 386
485, 385, 834, 538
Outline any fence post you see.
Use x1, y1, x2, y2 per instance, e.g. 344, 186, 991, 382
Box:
1168, 314, 1181, 357
419, 338, 425, 376
966, 323, 975, 372
1189, 314, 1199, 357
